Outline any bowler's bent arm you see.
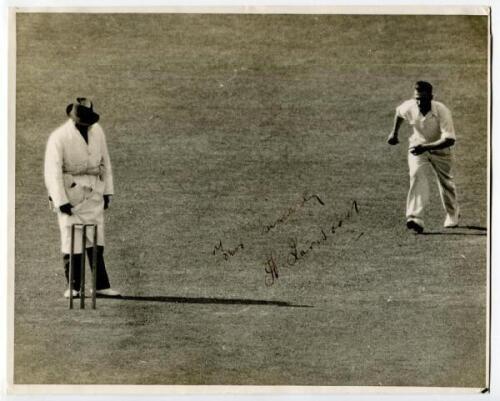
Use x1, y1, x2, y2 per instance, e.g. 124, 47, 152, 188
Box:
388, 114, 404, 145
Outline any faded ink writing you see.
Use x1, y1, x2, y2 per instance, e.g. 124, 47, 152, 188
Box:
265, 255, 280, 287
287, 229, 328, 266
212, 197, 360, 286
263, 193, 325, 233
212, 240, 244, 261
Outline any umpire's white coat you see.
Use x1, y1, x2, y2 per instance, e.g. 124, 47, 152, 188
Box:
44, 119, 114, 254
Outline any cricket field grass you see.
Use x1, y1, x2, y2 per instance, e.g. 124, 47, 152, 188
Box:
13, 13, 488, 387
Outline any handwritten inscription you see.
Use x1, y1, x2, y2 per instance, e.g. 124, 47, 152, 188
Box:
287, 229, 328, 266
264, 255, 280, 287
212, 240, 244, 261
270, 200, 360, 284
212, 195, 360, 286
262, 193, 325, 234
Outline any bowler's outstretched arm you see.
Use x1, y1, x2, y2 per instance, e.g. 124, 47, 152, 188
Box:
387, 114, 404, 145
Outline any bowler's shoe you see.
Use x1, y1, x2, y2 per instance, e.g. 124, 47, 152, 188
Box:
64, 289, 79, 298
444, 210, 460, 228
406, 219, 424, 234
90, 288, 122, 298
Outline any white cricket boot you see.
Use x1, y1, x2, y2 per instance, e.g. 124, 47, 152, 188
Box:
90, 288, 122, 297
444, 209, 460, 228
64, 289, 79, 298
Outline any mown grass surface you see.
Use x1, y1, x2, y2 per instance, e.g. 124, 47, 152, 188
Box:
14, 13, 488, 386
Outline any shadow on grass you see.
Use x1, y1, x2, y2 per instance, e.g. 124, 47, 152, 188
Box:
421, 232, 486, 236
421, 225, 487, 236
460, 225, 487, 231
117, 295, 312, 308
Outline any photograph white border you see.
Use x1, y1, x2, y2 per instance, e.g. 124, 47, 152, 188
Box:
1, 1, 496, 399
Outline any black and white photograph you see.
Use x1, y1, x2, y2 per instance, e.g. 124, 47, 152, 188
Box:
3, 4, 492, 394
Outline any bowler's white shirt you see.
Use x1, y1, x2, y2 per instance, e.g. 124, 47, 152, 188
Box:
396, 99, 456, 147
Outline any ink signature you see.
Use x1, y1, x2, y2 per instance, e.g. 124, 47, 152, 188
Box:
211, 195, 361, 286
287, 229, 329, 266
212, 240, 244, 261
264, 254, 280, 287
267, 200, 360, 285
262, 193, 325, 234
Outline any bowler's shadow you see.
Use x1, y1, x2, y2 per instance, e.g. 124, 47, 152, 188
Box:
118, 295, 312, 308
421, 225, 487, 236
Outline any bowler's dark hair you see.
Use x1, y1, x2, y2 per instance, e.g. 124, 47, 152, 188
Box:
415, 81, 433, 94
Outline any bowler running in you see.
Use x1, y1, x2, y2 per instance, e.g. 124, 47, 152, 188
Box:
387, 81, 460, 234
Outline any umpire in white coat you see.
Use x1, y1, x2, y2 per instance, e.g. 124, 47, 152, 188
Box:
45, 98, 120, 298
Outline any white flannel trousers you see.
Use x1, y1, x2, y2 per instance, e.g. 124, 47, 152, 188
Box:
406, 148, 459, 226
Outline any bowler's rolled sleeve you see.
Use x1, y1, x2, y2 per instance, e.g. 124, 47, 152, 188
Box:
438, 105, 456, 140
396, 99, 413, 121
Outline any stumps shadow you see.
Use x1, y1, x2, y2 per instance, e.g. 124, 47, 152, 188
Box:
117, 295, 312, 308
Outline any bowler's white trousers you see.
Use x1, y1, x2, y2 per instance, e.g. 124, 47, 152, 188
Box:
406, 148, 459, 226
